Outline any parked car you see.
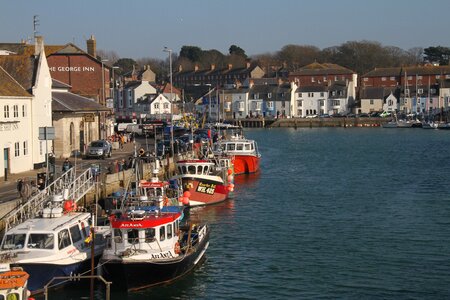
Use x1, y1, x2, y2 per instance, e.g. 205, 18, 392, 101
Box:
85, 140, 112, 159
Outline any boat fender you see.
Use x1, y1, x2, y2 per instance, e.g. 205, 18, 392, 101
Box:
174, 242, 181, 254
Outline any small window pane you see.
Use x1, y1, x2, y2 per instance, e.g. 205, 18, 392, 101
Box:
145, 228, 155, 242
167, 224, 173, 239
69, 225, 82, 243
160, 226, 165, 241
58, 229, 71, 250
2, 234, 26, 250
28, 233, 54, 249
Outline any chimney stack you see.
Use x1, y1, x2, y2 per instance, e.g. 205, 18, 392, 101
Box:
87, 34, 96, 57
34, 36, 44, 56
211, 64, 215, 71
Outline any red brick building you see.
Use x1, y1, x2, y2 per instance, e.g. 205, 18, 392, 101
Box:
46, 38, 111, 105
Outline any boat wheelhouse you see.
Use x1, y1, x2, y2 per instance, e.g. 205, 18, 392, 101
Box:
100, 206, 209, 291
0, 195, 109, 294
213, 133, 261, 175
172, 159, 232, 206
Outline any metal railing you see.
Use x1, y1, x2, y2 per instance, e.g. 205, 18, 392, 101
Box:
2, 167, 95, 231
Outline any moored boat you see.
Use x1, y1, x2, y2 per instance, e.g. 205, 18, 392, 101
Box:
171, 159, 233, 207
0, 264, 31, 300
213, 131, 261, 175
99, 205, 209, 291
0, 195, 109, 295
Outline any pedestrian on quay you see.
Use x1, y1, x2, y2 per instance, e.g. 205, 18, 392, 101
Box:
62, 158, 73, 172
121, 159, 128, 171
17, 178, 23, 196
127, 156, 134, 169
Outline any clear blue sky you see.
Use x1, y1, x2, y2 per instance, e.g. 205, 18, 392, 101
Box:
1, 0, 450, 60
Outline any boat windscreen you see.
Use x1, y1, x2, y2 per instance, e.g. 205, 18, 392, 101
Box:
1, 234, 26, 250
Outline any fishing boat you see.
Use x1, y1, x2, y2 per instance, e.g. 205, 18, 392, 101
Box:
0, 264, 31, 300
99, 195, 210, 291
0, 194, 109, 294
213, 129, 261, 175
171, 158, 233, 207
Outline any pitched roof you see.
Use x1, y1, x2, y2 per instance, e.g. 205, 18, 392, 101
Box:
52, 78, 71, 89
296, 85, 327, 92
0, 55, 36, 92
52, 91, 111, 113
290, 62, 355, 76
0, 66, 31, 97
362, 65, 450, 77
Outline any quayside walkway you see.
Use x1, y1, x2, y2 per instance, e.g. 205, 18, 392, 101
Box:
2, 167, 96, 231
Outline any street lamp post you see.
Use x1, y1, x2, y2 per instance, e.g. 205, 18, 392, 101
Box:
163, 47, 174, 158
112, 66, 119, 114
101, 59, 108, 140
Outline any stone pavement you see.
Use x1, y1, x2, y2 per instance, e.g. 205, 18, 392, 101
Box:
0, 140, 140, 190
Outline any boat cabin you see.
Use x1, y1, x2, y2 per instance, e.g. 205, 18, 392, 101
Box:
214, 140, 257, 155
107, 209, 182, 258
176, 160, 215, 177
0, 212, 92, 254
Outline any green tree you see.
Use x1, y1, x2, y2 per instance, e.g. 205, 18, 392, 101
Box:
114, 58, 137, 75
179, 46, 203, 62
229, 45, 247, 58
423, 46, 450, 65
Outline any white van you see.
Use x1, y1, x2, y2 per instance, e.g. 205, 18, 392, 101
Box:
126, 124, 143, 135
117, 123, 134, 132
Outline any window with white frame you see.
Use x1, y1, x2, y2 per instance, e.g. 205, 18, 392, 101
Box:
4, 105, 9, 118
13, 105, 18, 118
267, 101, 274, 109
297, 100, 303, 107
311, 77, 315, 82
417, 75, 423, 79
22, 104, 27, 117
23, 141, 28, 155
308, 92, 313, 97
390, 76, 396, 81
298, 92, 302, 98
164, 103, 169, 109
224, 102, 231, 110
253, 93, 259, 99
154, 103, 159, 109
370, 99, 374, 105
238, 101, 244, 110
320, 92, 324, 97
363, 77, 369, 82
15, 142, 19, 157
334, 76, 338, 81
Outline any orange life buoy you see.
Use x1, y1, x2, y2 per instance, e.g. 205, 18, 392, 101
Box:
174, 242, 181, 254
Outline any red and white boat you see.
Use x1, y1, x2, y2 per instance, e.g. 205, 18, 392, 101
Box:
213, 131, 261, 175
171, 159, 234, 207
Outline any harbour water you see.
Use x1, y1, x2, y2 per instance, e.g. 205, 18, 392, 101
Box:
45, 128, 450, 299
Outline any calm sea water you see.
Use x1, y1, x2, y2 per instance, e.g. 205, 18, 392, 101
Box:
45, 128, 450, 299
